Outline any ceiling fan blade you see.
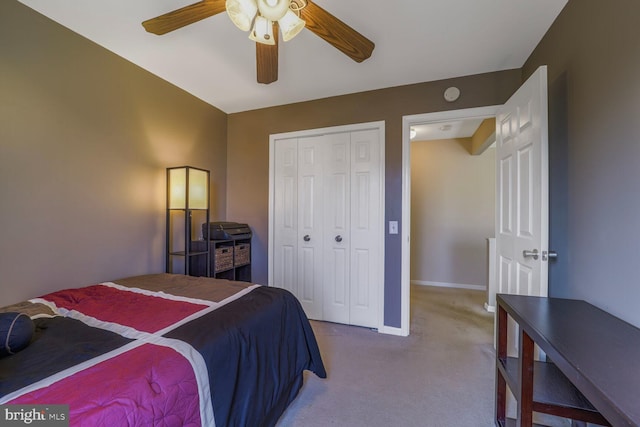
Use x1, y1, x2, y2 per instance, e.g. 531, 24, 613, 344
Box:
300, 1, 374, 63
142, 0, 226, 35
256, 27, 279, 84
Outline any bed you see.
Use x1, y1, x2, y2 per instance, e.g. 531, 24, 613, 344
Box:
0, 273, 326, 426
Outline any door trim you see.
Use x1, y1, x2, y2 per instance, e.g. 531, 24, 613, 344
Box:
401, 106, 499, 336
268, 120, 386, 331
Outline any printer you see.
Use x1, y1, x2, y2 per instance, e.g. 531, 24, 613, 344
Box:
202, 221, 252, 240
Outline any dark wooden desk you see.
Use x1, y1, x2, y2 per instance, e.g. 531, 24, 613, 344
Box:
495, 294, 640, 427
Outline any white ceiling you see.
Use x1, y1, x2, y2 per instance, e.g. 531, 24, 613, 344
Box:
412, 119, 485, 142
18, 0, 567, 114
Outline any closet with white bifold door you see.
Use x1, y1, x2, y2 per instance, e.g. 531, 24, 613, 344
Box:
269, 121, 385, 329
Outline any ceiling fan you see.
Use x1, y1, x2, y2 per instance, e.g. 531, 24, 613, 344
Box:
142, 0, 374, 84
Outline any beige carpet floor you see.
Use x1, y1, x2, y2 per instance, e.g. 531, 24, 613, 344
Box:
276, 285, 570, 427
276, 285, 496, 426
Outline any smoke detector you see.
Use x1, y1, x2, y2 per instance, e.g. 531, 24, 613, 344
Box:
444, 87, 460, 102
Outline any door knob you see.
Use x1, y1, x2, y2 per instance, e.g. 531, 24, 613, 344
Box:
303, 235, 311, 242
335, 235, 343, 242
542, 250, 558, 261
522, 249, 539, 260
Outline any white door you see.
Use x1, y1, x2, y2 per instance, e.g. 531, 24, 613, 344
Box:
270, 122, 384, 329
495, 65, 549, 299
322, 130, 381, 328
272, 137, 298, 296
297, 135, 325, 319
323, 132, 351, 325
348, 129, 381, 327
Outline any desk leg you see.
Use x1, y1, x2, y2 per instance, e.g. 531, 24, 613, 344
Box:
517, 329, 535, 426
495, 304, 507, 425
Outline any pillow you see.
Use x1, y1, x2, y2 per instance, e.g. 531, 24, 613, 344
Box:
0, 312, 34, 358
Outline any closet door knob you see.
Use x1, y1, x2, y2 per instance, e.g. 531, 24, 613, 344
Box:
335, 235, 343, 242
303, 235, 311, 242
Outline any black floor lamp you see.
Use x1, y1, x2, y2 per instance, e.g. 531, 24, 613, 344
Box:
166, 166, 210, 276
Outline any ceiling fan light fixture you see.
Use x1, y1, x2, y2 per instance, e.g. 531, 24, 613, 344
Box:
279, 9, 305, 42
249, 15, 276, 45
257, 0, 291, 21
226, 0, 258, 32
142, 0, 373, 84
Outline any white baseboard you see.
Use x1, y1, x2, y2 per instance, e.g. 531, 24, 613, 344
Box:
484, 302, 496, 313
411, 280, 486, 292
378, 325, 408, 337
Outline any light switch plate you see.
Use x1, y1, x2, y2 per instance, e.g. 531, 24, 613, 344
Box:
389, 221, 398, 234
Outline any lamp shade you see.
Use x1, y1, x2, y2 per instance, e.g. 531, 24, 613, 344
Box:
279, 9, 305, 41
226, 0, 258, 32
168, 167, 209, 210
249, 15, 275, 45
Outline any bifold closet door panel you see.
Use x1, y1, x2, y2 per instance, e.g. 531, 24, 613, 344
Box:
323, 132, 351, 325
273, 138, 299, 296
296, 135, 325, 320
349, 129, 381, 328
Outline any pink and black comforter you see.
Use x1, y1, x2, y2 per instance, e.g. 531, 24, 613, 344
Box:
0, 274, 326, 426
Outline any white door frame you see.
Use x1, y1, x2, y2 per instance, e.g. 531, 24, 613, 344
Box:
268, 120, 386, 331
400, 106, 499, 336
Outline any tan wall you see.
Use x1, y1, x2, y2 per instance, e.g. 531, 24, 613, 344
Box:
0, 1, 227, 305
470, 118, 496, 155
227, 71, 521, 327
410, 139, 495, 287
